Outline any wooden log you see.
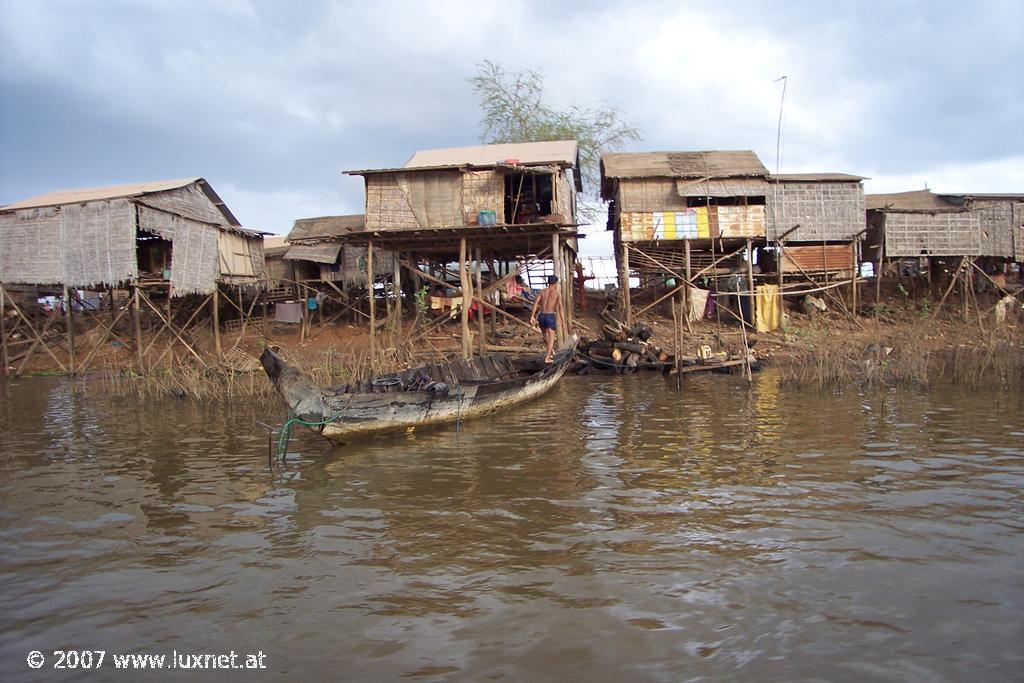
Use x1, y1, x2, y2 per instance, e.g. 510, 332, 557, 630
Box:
614, 341, 646, 354
611, 348, 623, 362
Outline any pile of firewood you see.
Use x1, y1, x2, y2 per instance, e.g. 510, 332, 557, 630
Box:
577, 317, 671, 374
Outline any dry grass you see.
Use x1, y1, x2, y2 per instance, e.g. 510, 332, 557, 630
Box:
87, 328, 455, 401
779, 318, 1024, 389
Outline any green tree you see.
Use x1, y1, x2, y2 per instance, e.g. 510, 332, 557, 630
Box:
468, 60, 641, 207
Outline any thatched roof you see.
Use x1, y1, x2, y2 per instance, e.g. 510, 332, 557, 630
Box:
770, 173, 865, 182
602, 151, 769, 180
1, 177, 242, 226
287, 214, 365, 242
264, 245, 290, 259
865, 190, 966, 212
284, 243, 342, 264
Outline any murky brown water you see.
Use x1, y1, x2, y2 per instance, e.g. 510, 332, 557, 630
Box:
1, 372, 1022, 681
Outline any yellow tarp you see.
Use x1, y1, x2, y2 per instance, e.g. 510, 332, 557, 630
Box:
696, 207, 710, 238
755, 284, 781, 332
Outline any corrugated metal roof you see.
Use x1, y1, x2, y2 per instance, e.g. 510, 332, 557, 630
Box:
865, 190, 966, 212
940, 192, 1024, 201
284, 243, 343, 264
404, 140, 579, 169
770, 173, 865, 182
287, 215, 364, 242
1, 177, 200, 210
0, 177, 243, 227
602, 151, 769, 179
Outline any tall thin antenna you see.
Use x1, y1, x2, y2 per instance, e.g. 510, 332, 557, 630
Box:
774, 76, 787, 175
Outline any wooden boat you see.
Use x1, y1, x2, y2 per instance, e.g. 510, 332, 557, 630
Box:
260, 340, 576, 443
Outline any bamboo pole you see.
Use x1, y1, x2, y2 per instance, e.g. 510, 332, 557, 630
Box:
0, 285, 8, 373
621, 240, 632, 325
745, 239, 755, 332
459, 237, 471, 359
394, 253, 403, 345
552, 233, 565, 347
133, 286, 144, 369
851, 239, 859, 315
475, 247, 485, 356
63, 286, 75, 374
211, 286, 222, 357
875, 227, 885, 310
367, 241, 376, 362
684, 240, 693, 333
777, 241, 785, 325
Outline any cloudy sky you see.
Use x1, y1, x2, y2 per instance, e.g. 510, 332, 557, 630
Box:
1, 0, 1021, 255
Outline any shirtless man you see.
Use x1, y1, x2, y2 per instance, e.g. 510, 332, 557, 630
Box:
530, 275, 564, 363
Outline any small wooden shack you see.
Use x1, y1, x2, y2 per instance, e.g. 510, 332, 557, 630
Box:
344, 141, 583, 359
284, 214, 394, 287
939, 193, 1024, 262
865, 190, 981, 259
351, 140, 580, 231
601, 150, 771, 323
0, 177, 265, 295
0, 177, 265, 374
768, 173, 866, 274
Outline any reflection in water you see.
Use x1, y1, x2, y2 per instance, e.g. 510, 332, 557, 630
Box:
1, 374, 1022, 680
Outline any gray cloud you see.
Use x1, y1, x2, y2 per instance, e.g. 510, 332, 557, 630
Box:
1, 0, 1020, 250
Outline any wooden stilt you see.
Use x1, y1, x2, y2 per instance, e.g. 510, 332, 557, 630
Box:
745, 239, 755, 331
459, 238, 471, 359
620, 239, 632, 325
851, 239, 859, 315
63, 286, 75, 374
394, 252, 403, 345
552, 233, 564, 347
684, 240, 692, 329
132, 286, 144, 370
875, 231, 884, 310
777, 241, 785, 325
961, 260, 970, 322
212, 286, 222, 357
487, 251, 498, 337
367, 241, 376, 362
475, 247, 485, 356
0, 285, 8, 373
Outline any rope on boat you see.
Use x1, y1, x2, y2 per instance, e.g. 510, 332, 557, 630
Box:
277, 412, 342, 460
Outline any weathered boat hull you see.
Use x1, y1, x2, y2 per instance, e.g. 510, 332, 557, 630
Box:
261, 345, 575, 443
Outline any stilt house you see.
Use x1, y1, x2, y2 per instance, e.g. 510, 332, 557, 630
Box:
0, 177, 266, 296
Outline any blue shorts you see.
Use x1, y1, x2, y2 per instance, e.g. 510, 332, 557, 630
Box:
538, 313, 556, 331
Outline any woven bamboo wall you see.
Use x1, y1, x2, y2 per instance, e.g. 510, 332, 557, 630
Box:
617, 178, 689, 212
462, 171, 504, 223
553, 170, 574, 219
0, 200, 137, 288
883, 213, 981, 257
1015, 204, 1024, 262
972, 199, 1015, 258
767, 182, 865, 241
137, 205, 221, 295
340, 245, 395, 288
365, 174, 428, 231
